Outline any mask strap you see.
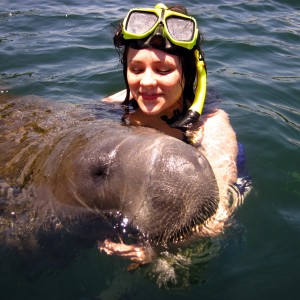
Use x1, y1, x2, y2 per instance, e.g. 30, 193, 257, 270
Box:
171, 49, 207, 130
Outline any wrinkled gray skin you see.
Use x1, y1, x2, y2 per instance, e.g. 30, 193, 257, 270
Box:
0, 94, 219, 255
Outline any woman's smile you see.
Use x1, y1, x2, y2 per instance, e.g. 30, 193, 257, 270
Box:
139, 92, 163, 101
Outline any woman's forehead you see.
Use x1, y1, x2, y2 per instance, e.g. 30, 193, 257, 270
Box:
127, 47, 180, 65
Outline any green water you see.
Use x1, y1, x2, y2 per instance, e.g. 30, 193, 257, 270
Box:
1, 0, 300, 299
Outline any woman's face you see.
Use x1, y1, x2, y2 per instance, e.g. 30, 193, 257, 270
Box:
127, 48, 184, 116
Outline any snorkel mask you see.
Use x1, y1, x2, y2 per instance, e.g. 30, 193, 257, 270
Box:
122, 3, 207, 129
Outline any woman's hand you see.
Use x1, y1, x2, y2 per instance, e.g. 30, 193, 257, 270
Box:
98, 239, 153, 265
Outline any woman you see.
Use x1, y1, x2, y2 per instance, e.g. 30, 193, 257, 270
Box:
100, 3, 244, 264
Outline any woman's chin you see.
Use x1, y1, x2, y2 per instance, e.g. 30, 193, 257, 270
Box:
140, 104, 161, 116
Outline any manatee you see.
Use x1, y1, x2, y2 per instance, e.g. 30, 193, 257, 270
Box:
0, 94, 219, 257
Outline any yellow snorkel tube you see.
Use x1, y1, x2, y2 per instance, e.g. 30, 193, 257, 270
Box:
171, 49, 207, 130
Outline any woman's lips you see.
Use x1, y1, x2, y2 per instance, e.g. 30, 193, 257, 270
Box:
140, 92, 161, 101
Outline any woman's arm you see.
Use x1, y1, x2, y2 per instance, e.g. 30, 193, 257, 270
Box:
188, 109, 239, 235
202, 109, 238, 184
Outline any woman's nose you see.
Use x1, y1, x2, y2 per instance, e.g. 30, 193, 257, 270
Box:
140, 69, 157, 87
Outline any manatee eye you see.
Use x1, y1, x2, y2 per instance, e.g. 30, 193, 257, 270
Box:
85, 152, 109, 179
90, 164, 106, 177
89, 151, 115, 179
89, 155, 110, 178
78, 140, 118, 184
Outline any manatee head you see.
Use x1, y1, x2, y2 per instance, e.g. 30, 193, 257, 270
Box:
45, 122, 219, 245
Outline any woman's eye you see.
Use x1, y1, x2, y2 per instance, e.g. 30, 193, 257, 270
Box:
130, 68, 143, 74
157, 68, 172, 75
128, 64, 144, 74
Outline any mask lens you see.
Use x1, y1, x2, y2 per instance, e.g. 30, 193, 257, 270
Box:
166, 17, 195, 41
126, 12, 158, 34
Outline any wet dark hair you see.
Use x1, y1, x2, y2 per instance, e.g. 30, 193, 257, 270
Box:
113, 4, 207, 116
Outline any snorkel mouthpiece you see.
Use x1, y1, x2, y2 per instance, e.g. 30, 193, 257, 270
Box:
171, 49, 207, 130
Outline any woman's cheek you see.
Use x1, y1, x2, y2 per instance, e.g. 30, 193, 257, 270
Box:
128, 74, 139, 95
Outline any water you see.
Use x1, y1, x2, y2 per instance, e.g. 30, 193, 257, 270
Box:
1, 0, 299, 299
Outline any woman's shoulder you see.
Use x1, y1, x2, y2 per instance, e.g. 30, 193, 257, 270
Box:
186, 109, 235, 147
102, 89, 127, 103
204, 109, 231, 127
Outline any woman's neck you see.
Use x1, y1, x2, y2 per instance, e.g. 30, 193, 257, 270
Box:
128, 101, 184, 140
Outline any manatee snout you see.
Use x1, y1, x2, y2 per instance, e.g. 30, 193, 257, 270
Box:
115, 133, 220, 244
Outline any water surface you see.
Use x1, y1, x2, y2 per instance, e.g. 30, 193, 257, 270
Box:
1, 0, 300, 299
